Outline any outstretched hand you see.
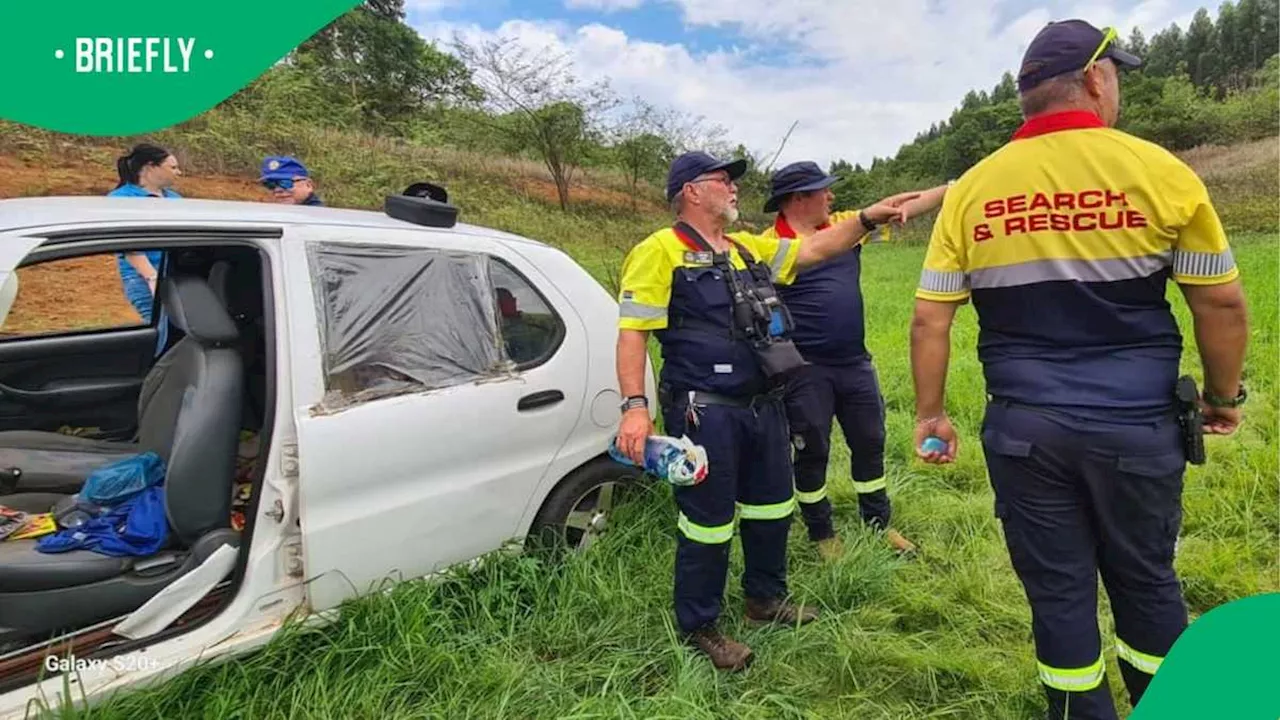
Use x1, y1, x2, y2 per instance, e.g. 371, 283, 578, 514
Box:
865, 191, 924, 226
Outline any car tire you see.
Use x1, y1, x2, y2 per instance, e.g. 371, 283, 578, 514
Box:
526, 456, 643, 556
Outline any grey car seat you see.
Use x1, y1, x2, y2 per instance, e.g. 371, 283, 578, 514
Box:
0, 269, 239, 495
0, 274, 243, 643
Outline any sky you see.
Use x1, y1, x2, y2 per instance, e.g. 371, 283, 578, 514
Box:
403, 0, 1206, 169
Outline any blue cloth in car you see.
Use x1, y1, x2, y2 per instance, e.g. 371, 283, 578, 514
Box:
36, 486, 168, 557
81, 451, 165, 505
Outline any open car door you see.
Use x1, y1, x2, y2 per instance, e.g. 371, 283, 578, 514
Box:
283, 228, 589, 612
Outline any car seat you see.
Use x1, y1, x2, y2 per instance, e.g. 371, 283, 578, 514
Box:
0, 274, 243, 643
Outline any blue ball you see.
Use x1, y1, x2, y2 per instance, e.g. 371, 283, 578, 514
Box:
920, 436, 948, 454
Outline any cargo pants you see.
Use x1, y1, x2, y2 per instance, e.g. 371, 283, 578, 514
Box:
982, 399, 1189, 719
782, 357, 891, 541
661, 390, 796, 633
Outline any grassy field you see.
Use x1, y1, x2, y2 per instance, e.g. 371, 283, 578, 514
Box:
66, 229, 1276, 720
0, 119, 1274, 718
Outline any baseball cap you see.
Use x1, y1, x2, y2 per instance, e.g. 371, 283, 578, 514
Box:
764, 161, 838, 213
1017, 19, 1142, 93
259, 156, 311, 182
666, 151, 747, 202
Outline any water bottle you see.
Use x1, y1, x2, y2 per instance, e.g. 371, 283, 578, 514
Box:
609, 434, 708, 487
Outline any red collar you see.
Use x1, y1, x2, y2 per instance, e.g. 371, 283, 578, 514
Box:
1012, 110, 1105, 140
773, 213, 830, 239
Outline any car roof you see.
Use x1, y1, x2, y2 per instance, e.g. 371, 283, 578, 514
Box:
0, 196, 552, 250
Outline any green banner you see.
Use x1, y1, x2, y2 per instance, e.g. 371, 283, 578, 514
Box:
0, 0, 359, 135
1131, 592, 1280, 718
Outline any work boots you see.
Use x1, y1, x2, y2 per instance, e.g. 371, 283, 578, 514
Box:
885, 528, 918, 555
744, 597, 820, 627
687, 627, 753, 671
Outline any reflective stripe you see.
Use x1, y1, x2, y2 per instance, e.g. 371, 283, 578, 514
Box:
795, 486, 827, 504
677, 513, 734, 544
770, 238, 794, 277
1173, 247, 1236, 279
852, 477, 886, 494
619, 300, 667, 320
1037, 656, 1106, 692
919, 268, 968, 294
737, 497, 796, 520
1116, 640, 1163, 675
968, 253, 1170, 289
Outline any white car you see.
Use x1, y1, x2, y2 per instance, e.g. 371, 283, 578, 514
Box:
0, 189, 656, 717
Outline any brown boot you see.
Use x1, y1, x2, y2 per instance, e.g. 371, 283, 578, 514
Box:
885, 528, 918, 555
815, 536, 843, 562
744, 597, 820, 628
687, 627, 753, 671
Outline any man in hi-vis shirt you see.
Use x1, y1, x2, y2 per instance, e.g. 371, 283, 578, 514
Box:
908, 19, 1249, 720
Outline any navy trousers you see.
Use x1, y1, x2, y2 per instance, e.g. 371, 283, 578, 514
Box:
661, 393, 795, 633
982, 400, 1189, 720
782, 357, 890, 541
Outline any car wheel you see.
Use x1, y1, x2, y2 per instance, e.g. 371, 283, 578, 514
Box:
528, 457, 642, 555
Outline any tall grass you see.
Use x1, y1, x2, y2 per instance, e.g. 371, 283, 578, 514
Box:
71, 232, 1277, 720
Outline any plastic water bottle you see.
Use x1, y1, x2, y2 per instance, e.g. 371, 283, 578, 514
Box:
609, 434, 708, 487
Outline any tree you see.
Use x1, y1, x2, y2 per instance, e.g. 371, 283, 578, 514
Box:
1126, 27, 1149, 59
293, 1, 479, 133
608, 97, 729, 211
451, 35, 620, 211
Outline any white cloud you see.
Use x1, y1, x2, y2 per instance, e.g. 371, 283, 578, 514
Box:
412, 0, 1207, 170
565, 0, 647, 11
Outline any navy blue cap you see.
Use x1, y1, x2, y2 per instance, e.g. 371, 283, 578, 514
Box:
1017, 19, 1141, 93
259, 156, 311, 182
764, 161, 837, 213
666, 151, 747, 202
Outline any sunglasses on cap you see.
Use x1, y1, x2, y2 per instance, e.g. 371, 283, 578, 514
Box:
262, 178, 297, 191
1083, 26, 1117, 73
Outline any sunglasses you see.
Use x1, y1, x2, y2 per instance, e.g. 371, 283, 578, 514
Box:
1083, 26, 1117, 73
262, 178, 296, 191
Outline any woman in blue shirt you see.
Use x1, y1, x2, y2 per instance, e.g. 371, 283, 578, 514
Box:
107, 144, 181, 349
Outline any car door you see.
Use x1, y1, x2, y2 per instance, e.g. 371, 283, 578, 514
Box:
0, 233, 159, 436
286, 226, 589, 611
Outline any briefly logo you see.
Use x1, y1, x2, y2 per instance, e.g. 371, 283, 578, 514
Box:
55, 37, 212, 73
683, 251, 713, 265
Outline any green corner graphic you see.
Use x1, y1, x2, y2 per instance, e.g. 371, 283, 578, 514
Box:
1130, 592, 1280, 719
0, 0, 360, 135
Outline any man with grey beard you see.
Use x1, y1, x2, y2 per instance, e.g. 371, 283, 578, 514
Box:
613, 150, 919, 670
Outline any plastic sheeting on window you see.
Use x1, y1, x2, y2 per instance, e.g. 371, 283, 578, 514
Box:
307, 242, 513, 410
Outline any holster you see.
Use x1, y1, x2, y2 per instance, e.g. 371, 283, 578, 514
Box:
1175, 375, 1206, 465
752, 338, 807, 388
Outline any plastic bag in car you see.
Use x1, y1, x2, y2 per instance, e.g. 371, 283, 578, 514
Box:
81, 451, 166, 506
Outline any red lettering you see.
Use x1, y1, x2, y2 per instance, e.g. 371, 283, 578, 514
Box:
1054, 193, 1076, 211
1073, 213, 1098, 231
1100, 211, 1124, 230
1051, 213, 1072, 231
1029, 193, 1052, 212
1126, 210, 1148, 228
1005, 217, 1028, 235
974, 223, 993, 242
1028, 214, 1050, 232
984, 200, 1005, 218
1106, 190, 1127, 207
1079, 190, 1104, 209
1007, 195, 1028, 214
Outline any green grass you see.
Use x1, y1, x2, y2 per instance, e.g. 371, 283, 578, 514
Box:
68, 232, 1277, 720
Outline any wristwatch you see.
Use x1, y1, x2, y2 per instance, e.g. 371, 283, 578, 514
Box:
620, 395, 648, 413
1204, 384, 1247, 408
858, 209, 879, 231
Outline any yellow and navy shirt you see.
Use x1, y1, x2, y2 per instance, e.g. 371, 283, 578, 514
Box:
918, 110, 1238, 420
618, 225, 802, 396
765, 210, 873, 364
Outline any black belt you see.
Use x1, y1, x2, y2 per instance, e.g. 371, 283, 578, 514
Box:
673, 388, 783, 409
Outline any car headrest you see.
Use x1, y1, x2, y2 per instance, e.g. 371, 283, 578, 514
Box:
207, 260, 263, 326
160, 275, 239, 346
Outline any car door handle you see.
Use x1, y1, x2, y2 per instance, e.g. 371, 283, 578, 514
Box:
518, 390, 564, 411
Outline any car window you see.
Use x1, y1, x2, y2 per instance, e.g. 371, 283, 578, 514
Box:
307, 241, 511, 407
0, 253, 157, 339
488, 258, 565, 368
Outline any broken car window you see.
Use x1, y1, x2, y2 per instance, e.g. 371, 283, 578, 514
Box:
307, 241, 511, 408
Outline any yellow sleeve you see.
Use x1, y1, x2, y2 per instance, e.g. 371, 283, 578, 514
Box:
828, 209, 878, 246
617, 237, 673, 331
1165, 162, 1238, 286
730, 230, 801, 286
914, 194, 970, 302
